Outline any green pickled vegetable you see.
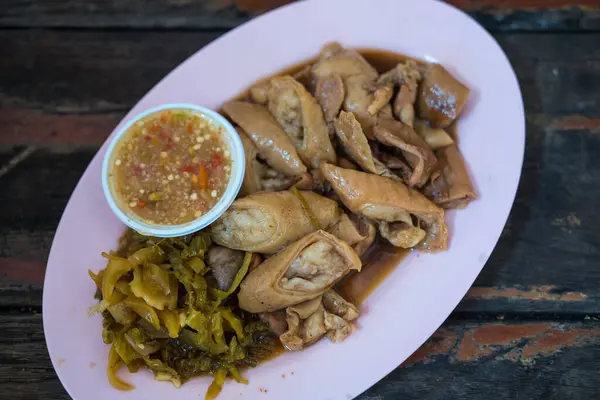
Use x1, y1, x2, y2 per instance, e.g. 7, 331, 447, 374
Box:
101, 311, 118, 344
228, 366, 248, 384
175, 357, 211, 379
107, 301, 137, 325
128, 246, 165, 267
107, 344, 135, 391
181, 233, 211, 259
125, 327, 161, 355
143, 263, 171, 294
89, 269, 104, 289
226, 337, 245, 362
113, 333, 142, 364
220, 308, 245, 341
130, 266, 177, 310
89, 291, 125, 316
205, 368, 227, 400
115, 279, 133, 296
126, 358, 144, 373
187, 256, 207, 274
144, 357, 181, 388
158, 309, 180, 338
101, 254, 134, 303
123, 296, 160, 330
91, 229, 278, 400
211, 312, 226, 347
186, 309, 208, 335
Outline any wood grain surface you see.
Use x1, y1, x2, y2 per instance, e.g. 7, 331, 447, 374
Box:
0, 0, 599, 399
1, 0, 599, 31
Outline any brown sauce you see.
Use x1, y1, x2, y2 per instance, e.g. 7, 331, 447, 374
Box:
337, 240, 409, 305
358, 48, 425, 74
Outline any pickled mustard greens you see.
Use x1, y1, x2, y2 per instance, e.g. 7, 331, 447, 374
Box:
90, 229, 278, 400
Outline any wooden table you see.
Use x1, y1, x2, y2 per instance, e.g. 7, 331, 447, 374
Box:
1, 1, 600, 398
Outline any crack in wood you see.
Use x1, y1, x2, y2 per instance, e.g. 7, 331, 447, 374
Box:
0, 146, 36, 181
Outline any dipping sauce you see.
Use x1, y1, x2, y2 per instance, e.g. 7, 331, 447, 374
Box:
110, 109, 232, 225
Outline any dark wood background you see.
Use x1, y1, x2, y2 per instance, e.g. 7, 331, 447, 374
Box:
1, 0, 600, 399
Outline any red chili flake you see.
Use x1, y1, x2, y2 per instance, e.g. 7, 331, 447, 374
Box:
187, 123, 193, 134
133, 166, 143, 175
211, 152, 223, 168
180, 164, 195, 173
137, 199, 146, 208
144, 135, 152, 142
163, 137, 174, 151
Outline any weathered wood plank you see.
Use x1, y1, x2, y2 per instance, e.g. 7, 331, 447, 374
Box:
3, 313, 599, 399
0, 0, 599, 31
0, 146, 93, 306
465, 118, 600, 306
0, 30, 222, 111
0, 313, 67, 400
360, 320, 600, 400
0, 109, 121, 148
1, 31, 599, 116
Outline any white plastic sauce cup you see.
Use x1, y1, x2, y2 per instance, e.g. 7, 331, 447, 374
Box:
101, 103, 245, 237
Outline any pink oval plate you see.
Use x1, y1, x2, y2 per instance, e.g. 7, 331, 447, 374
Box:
43, 0, 525, 399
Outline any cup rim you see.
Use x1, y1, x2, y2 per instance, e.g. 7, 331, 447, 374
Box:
101, 103, 245, 237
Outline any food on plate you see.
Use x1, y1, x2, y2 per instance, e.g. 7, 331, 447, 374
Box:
279, 289, 359, 351
376, 59, 421, 127
321, 162, 448, 252
209, 190, 340, 254
314, 73, 345, 125
413, 119, 455, 150
423, 144, 476, 209
312, 43, 380, 139
108, 109, 232, 225
373, 118, 437, 187
237, 128, 313, 196
327, 213, 377, 256
222, 101, 306, 177
237, 230, 361, 313
417, 63, 470, 128
92, 42, 475, 399
267, 76, 337, 168
89, 231, 279, 400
